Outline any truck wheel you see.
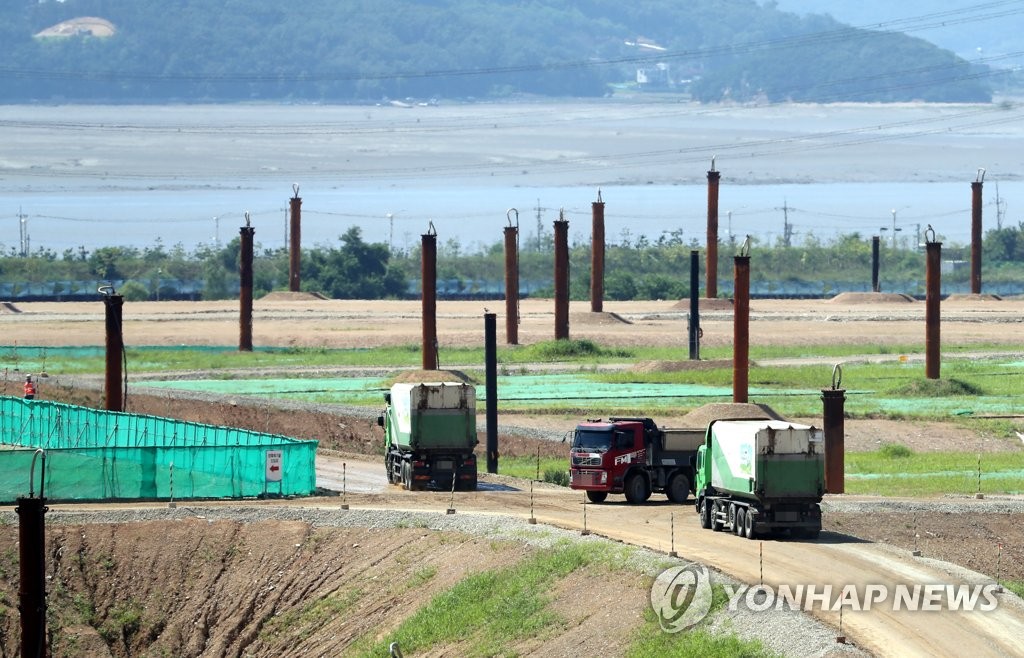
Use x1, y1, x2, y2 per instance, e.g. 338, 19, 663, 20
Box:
624, 474, 649, 504
586, 491, 608, 503
711, 502, 724, 532
734, 507, 745, 535
667, 474, 690, 504
699, 499, 712, 529
743, 508, 755, 539
401, 462, 412, 491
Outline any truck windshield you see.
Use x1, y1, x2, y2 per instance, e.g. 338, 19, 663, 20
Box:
573, 428, 613, 451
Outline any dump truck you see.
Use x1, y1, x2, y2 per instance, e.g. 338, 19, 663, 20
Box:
569, 417, 703, 504
378, 382, 478, 491
695, 419, 825, 540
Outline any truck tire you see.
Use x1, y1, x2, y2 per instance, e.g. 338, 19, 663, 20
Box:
401, 461, 413, 491
699, 499, 712, 529
743, 508, 755, 539
666, 474, 690, 504
711, 501, 724, 532
624, 473, 649, 504
586, 491, 608, 503
734, 507, 745, 535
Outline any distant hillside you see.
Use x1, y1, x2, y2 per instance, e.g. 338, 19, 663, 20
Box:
0, 0, 996, 103
773, 0, 1023, 67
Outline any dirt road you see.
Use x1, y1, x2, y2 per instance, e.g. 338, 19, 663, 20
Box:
323, 455, 1024, 657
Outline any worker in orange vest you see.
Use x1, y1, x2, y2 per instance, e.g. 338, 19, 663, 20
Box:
23, 375, 36, 400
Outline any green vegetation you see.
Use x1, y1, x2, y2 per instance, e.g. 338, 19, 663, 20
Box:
6, 222, 1024, 302
1003, 581, 1024, 599
845, 450, 1024, 496
500, 457, 568, 483
348, 541, 618, 657
0, 1, 994, 104
262, 588, 364, 641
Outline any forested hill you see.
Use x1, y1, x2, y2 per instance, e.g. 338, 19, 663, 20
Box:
0, 0, 994, 104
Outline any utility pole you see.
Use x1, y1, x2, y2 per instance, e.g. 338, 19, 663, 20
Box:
994, 182, 1006, 230
775, 200, 795, 247
17, 207, 29, 257
535, 198, 543, 252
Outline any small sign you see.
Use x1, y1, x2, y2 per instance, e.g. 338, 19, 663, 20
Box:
266, 450, 283, 482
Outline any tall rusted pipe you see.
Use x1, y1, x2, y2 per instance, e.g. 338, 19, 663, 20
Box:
17, 494, 47, 658
554, 212, 570, 340
485, 312, 498, 474
422, 229, 438, 370
926, 230, 942, 380
239, 221, 255, 352
689, 250, 700, 360
706, 163, 721, 299
590, 190, 605, 313
103, 292, 124, 412
871, 235, 881, 293
971, 178, 983, 294
504, 220, 519, 345
288, 186, 302, 292
733, 252, 750, 403
822, 367, 846, 494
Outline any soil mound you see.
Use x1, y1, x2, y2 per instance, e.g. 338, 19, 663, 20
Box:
390, 369, 476, 385
828, 292, 915, 304
680, 402, 785, 428
633, 359, 732, 373
259, 291, 330, 301
570, 311, 631, 326
670, 298, 734, 311
945, 293, 1002, 302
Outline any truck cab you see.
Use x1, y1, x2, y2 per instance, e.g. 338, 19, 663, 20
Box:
569, 417, 699, 505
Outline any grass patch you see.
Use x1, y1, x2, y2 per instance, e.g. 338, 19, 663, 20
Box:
844, 450, 1024, 496
515, 339, 632, 361
499, 456, 568, 482
625, 585, 777, 658
1002, 581, 1024, 599
263, 587, 363, 641
893, 378, 984, 397
349, 542, 612, 658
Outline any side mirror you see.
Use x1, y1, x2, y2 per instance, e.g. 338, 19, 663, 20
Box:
383, 392, 392, 404
376, 415, 384, 428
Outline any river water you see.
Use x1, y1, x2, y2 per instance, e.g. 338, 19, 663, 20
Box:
1, 101, 1021, 253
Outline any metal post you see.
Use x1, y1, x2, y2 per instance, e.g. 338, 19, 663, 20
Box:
591, 190, 605, 313
689, 250, 700, 360
103, 292, 124, 412
18, 450, 47, 658
971, 175, 984, 295
733, 245, 750, 403
554, 211, 570, 340
239, 216, 255, 352
822, 365, 846, 494
706, 161, 721, 299
871, 235, 880, 293
925, 227, 942, 380
504, 211, 519, 345
485, 312, 498, 474
422, 226, 438, 370
288, 185, 302, 292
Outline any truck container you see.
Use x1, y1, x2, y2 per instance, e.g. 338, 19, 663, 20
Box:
695, 419, 825, 540
378, 382, 478, 491
569, 417, 703, 504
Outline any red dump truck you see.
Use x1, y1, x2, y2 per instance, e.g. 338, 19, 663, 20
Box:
569, 417, 704, 504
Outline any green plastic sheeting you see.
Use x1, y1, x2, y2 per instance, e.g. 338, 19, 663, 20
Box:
0, 397, 317, 504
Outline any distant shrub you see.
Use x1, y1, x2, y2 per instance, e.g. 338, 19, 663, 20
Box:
543, 468, 569, 487
879, 443, 913, 459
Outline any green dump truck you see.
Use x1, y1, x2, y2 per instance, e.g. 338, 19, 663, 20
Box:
378, 382, 479, 491
695, 419, 825, 540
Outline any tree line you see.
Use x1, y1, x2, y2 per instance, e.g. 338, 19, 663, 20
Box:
0, 0, 998, 103
2, 223, 1023, 301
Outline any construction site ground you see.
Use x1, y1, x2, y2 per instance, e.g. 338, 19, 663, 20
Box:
1, 295, 1023, 657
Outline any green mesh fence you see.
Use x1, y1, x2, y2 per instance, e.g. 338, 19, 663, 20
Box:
0, 397, 318, 504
